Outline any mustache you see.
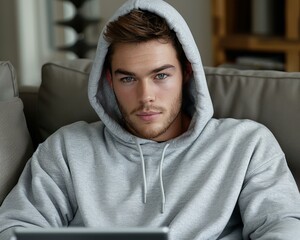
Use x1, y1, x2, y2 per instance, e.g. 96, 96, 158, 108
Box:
130, 104, 165, 114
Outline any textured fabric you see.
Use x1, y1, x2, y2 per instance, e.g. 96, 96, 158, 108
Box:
38, 59, 98, 140
205, 67, 300, 187
1, 1, 300, 240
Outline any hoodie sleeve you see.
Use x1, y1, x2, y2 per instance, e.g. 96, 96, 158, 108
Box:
0, 133, 77, 239
239, 127, 300, 239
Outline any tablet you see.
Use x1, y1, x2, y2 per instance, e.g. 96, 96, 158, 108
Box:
12, 227, 169, 240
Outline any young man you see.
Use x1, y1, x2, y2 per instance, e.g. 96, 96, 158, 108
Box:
0, 0, 300, 239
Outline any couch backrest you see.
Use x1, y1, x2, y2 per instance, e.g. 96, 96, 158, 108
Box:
22, 59, 300, 189
37, 59, 98, 141
0, 62, 33, 204
205, 67, 300, 187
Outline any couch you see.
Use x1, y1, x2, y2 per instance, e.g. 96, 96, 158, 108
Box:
0, 59, 299, 204
0, 62, 33, 204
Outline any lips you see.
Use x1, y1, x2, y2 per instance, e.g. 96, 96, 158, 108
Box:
136, 111, 161, 121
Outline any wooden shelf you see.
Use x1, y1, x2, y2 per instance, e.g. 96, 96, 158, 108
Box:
212, 0, 300, 72
220, 35, 300, 52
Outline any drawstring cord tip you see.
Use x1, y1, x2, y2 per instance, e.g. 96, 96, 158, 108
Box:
161, 203, 165, 214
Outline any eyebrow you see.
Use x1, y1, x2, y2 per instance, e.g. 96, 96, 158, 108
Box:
114, 64, 175, 76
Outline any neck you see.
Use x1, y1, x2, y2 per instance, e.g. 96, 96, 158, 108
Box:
181, 113, 191, 134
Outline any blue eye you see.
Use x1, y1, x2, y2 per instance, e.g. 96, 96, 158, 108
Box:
120, 76, 135, 83
155, 73, 168, 80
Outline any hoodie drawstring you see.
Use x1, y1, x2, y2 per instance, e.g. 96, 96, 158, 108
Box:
136, 141, 147, 204
135, 140, 170, 213
159, 143, 170, 213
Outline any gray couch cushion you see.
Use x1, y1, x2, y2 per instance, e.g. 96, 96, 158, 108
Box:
205, 67, 300, 186
38, 59, 98, 141
0, 98, 33, 203
0, 62, 33, 204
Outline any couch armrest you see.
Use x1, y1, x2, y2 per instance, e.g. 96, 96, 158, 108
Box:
0, 62, 33, 203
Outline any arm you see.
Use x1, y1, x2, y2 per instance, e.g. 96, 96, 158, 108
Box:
0, 134, 77, 239
239, 128, 300, 239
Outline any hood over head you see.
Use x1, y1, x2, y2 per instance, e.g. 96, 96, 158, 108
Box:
88, 0, 214, 146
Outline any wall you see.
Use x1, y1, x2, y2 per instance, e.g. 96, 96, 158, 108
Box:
0, 0, 66, 87
0, 1, 20, 79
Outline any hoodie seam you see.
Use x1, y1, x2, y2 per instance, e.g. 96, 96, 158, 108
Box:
242, 153, 285, 189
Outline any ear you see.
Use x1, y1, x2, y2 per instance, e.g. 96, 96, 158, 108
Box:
106, 69, 113, 87
183, 61, 192, 83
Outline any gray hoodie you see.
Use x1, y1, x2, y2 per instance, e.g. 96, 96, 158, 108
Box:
1, 0, 300, 239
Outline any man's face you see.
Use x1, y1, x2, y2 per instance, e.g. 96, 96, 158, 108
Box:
109, 39, 185, 141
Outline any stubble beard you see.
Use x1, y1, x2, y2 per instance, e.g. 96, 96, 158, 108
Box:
117, 94, 183, 140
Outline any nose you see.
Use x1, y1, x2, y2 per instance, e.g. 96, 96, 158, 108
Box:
138, 80, 155, 104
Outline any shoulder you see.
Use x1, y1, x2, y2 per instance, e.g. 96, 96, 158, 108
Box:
55, 120, 103, 136
32, 121, 106, 165
42, 121, 105, 148
206, 118, 285, 175
209, 118, 276, 139
207, 118, 283, 157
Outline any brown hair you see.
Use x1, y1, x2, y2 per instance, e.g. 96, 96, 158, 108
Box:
104, 9, 187, 71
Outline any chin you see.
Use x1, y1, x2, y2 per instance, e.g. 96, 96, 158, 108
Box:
136, 127, 167, 140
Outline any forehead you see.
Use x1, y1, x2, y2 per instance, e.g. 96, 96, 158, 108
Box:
110, 39, 180, 72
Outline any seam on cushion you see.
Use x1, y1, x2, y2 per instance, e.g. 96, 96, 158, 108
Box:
6, 62, 18, 97
0, 61, 18, 97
